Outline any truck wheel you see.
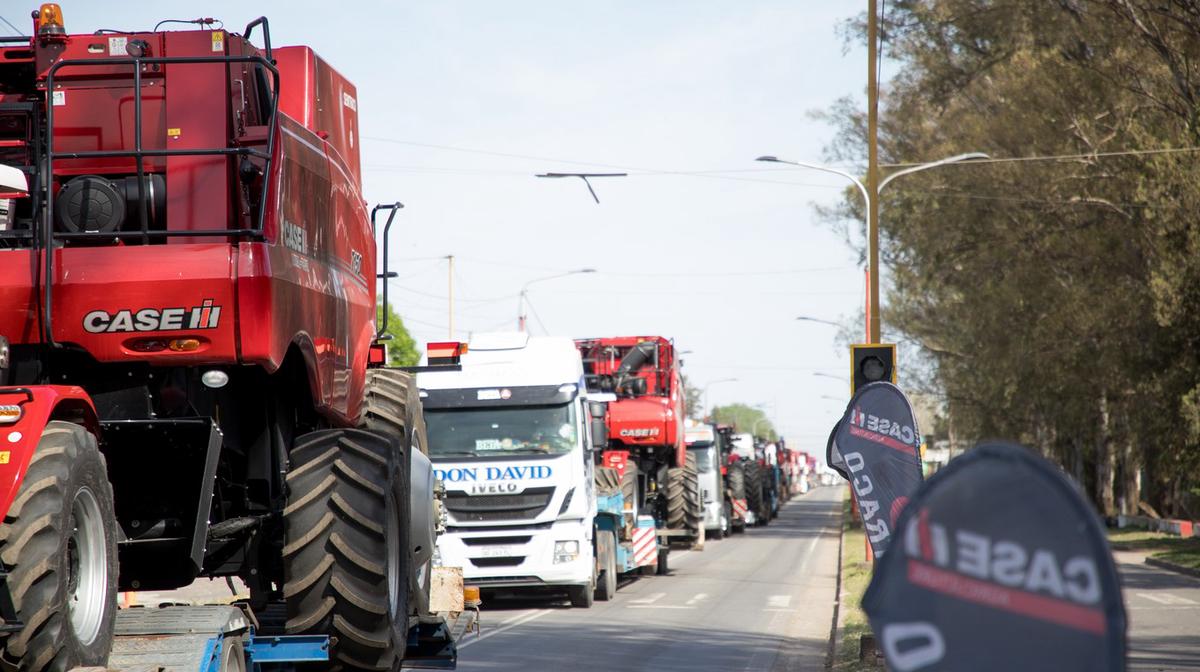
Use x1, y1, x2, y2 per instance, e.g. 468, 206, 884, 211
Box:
594, 531, 617, 601
283, 428, 409, 671
568, 573, 595, 608
655, 547, 669, 576
0, 421, 117, 672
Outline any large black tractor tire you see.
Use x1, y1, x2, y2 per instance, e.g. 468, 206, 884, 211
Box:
0, 421, 118, 672
594, 467, 621, 496
666, 453, 702, 540
283, 428, 409, 671
726, 460, 746, 500
361, 367, 432, 618
619, 463, 639, 519
744, 461, 766, 527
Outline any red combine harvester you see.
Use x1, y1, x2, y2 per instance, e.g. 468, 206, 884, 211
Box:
0, 6, 453, 671
575, 336, 696, 573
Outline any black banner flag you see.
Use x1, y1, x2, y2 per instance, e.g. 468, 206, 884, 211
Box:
862, 442, 1127, 672
827, 381, 923, 558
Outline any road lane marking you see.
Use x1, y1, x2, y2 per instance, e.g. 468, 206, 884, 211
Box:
456, 608, 552, 650
686, 593, 709, 606
627, 605, 694, 609
629, 591, 665, 605
767, 595, 792, 609
1137, 592, 1198, 606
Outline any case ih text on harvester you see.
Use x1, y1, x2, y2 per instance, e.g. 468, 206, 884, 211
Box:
0, 6, 461, 672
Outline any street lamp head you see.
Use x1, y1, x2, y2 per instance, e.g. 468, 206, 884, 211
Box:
755, 155, 781, 163
577, 268, 597, 274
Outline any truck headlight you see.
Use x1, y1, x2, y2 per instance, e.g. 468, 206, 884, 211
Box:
553, 540, 580, 564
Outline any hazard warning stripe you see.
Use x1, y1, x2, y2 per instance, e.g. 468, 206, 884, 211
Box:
632, 527, 657, 565
732, 498, 748, 518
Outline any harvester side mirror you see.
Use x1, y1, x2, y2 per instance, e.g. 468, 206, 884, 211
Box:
0, 165, 29, 199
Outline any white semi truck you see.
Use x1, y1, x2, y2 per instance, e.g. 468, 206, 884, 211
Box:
417, 333, 620, 607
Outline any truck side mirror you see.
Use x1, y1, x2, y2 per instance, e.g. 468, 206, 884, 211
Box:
588, 401, 606, 419
590, 418, 608, 450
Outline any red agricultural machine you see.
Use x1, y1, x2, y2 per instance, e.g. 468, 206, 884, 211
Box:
0, 6, 451, 671
575, 336, 698, 572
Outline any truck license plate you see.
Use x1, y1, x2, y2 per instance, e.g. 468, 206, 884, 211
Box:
474, 546, 520, 558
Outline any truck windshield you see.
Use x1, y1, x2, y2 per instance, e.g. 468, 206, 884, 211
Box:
688, 444, 716, 472
425, 404, 578, 457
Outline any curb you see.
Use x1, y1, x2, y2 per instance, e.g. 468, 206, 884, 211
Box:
1145, 556, 1200, 580
825, 495, 847, 669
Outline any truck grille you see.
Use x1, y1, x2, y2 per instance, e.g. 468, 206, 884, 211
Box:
461, 536, 533, 546
444, 487, 555, 523
470, 557, 526, 568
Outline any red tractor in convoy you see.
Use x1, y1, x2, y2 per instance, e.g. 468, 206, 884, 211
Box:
0, 7, 446, 671
575, 336, 699, 572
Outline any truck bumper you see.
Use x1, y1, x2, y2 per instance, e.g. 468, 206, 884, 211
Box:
437, 520, 593, 588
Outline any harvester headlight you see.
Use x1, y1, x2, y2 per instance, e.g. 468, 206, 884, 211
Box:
38, 3, 65, 36
201, 370, 229, 389
553, 540, 580, 564
0, 405, 21, 424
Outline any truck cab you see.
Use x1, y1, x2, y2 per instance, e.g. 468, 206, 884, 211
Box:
684, 422, 729, 539
417, 333, 601, 607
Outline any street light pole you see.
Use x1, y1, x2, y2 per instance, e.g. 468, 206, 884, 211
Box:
701, 378, 738, 419
757, 152, 989, 342
867, 0, 881, 343
517, 268, 597, 332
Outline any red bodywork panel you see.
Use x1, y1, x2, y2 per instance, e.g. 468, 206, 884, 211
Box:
0, 28, 375, 424
576, 336, 685, 467
0, 386, 97, 520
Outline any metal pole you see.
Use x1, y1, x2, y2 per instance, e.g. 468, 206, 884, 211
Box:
447, 255, 455, 339
867, 0, 881, 344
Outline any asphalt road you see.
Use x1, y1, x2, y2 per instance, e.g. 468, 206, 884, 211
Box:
1122, 552, 1200, 670
454, 485, 843, 672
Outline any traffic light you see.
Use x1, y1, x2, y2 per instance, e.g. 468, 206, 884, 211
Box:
850, 343, 896, 395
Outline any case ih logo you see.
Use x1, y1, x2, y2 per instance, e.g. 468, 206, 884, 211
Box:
83, 300, 222, 333
619, 427, 660, 438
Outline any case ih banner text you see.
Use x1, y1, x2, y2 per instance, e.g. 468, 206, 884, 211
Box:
827, 381, 923, 558
861, 442, 1127, 672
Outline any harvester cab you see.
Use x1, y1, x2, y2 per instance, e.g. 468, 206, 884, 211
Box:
0, 7, 457, 672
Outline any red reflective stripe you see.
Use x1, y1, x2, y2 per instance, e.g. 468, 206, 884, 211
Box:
906, 559, 1106, 636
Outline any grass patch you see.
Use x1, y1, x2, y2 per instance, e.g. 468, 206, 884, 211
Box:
1107, 527, 1200, 570
832, 496, 879, 671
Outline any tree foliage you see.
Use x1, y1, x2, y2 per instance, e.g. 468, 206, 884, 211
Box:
376, 302, 420, 367
681, 373, 704, 419
711, 404, 778, 442
825, 0, 1200, 516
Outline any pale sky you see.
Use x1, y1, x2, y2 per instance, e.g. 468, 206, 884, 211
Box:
40, 2, 873, 453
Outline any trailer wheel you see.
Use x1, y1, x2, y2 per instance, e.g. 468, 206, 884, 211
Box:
726, 460, 745, 500
0, 421, 117, 672
619, 462, 639, 520
594, 531, 617, 601
655, 547, 669, 576
283, 428, 408, 671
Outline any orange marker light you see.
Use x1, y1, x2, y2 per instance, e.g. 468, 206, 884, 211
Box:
38, 4, 65, 36
168, 338, 202, 352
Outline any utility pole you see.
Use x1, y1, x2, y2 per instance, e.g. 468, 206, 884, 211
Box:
446, 255, 455, 339
867, 0, 881, 343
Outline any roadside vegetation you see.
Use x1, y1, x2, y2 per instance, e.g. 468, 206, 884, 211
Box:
823, 1, 1200, 520
833, 496, 877, 671
1108, 528, 1200, 571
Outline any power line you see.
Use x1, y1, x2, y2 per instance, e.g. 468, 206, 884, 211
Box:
0, 15, 27, 36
